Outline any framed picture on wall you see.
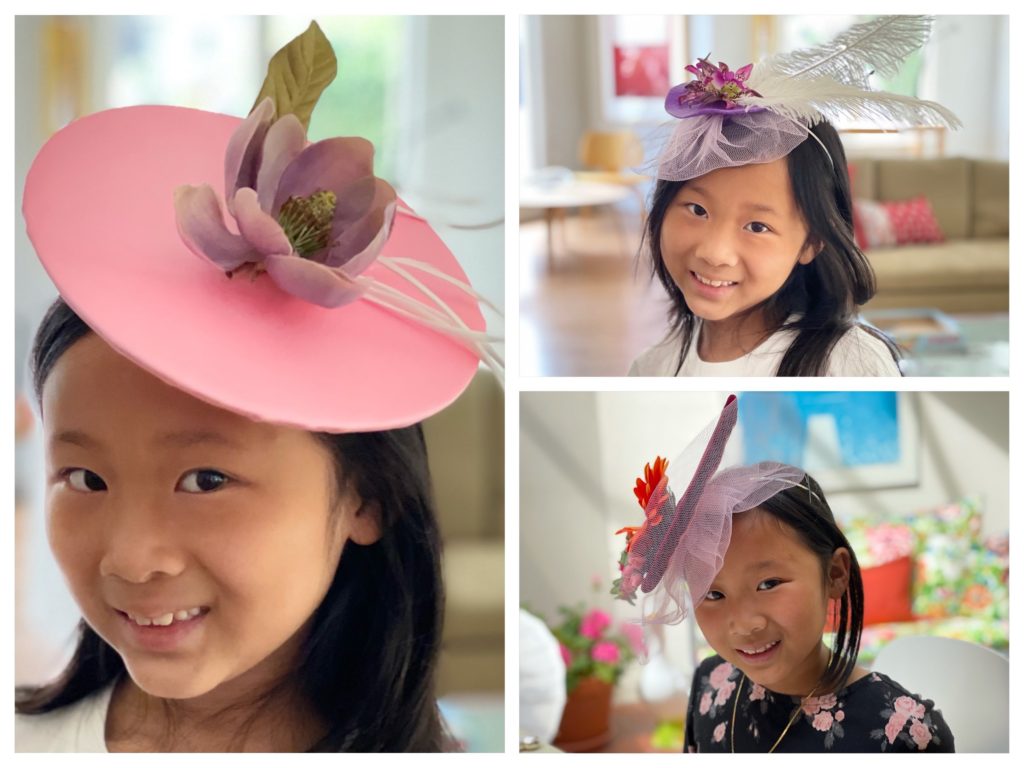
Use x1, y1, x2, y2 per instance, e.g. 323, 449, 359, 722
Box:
736, 391, 919, 492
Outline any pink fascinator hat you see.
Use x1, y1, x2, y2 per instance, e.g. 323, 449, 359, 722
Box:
23, 21, 502, 433
613, 396, 806, 625
655, 15, 960, 182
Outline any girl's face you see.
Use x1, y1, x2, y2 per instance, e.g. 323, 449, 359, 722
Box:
693, 509, 849, 696
42, 334, 380, 701
659, 159, 818, 325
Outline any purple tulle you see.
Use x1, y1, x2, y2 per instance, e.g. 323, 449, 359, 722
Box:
654, 110, 809, 182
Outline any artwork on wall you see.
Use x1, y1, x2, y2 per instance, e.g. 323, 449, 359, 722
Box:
737, 391, 919, 491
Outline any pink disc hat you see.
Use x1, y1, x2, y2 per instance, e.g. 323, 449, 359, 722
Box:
22, 22, 500, 433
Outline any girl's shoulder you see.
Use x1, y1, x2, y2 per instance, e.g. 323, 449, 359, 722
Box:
15, 684, 114, 753
826, 324, 901, 377
825, 670, 955, 752
628, 334, 683, 376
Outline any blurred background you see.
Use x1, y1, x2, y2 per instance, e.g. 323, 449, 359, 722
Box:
519, 15, 1009, 376
520, 391, 1008, 751
14, 15, 503, 752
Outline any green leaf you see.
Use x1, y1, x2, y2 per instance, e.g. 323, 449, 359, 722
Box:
252, 20, 338, 131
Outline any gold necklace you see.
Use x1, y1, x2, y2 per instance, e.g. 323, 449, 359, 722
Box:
730, 674, 820, 753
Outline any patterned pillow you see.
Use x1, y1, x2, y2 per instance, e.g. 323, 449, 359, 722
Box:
843, 498, 984, 619
882, 196, 945, 245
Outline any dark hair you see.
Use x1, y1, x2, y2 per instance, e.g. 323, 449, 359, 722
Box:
642, 121, 901, 376
17, 298, 448, 752
756, 472, 863, 694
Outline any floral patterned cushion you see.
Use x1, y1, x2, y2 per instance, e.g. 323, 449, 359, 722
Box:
843, 498, 991, 619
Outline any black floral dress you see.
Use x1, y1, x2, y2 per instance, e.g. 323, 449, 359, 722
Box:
684, 654, 955, 752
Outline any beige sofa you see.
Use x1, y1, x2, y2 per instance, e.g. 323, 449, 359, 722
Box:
849, 157, 1008, 313
423, 368, 504, 696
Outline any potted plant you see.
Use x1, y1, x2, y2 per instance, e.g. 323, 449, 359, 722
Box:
547, 588, 644, 751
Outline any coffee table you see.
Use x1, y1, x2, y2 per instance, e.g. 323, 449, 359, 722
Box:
520, 179, 631, 268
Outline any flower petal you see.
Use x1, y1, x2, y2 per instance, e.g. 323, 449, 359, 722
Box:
224, 97, 275, 216
256, 114, 306, 213
233, 188, 293, 256
272, 137, 374, 216
263, 253, 366, 308
174, 184, 255, 271
336, 200, 396, 278
325, 178, 397, 270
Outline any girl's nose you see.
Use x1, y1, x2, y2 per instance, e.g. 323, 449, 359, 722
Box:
694, 226, 739, 268
730, 609, 768, 637
98, 493, 187, 583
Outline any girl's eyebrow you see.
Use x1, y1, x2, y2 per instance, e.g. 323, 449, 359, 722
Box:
684, 184, 779, 215
744, 558, 787, 571
51, 429, 244, 450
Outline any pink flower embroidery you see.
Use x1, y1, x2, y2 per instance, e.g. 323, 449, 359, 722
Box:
713, 722, 726, 743
749, 683, 766, 702
835, 710, 845, 722
812, 711, 834, 732
714, 680, 736, 707
909, 721, 932, 751
709, 662, 734, 689
699, 691, 712, 715
885, 712, 909, 744
591, 641, 621, 664
580, 609, 612, 640
894, 695, 925, 719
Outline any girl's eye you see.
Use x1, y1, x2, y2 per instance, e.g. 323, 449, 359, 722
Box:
178, 469, 230, 494
745, 221, 772, 234
65, 468, 107, 492
685, 203, 709, 218
704, 589, 724, 602
757, 578, 783, 591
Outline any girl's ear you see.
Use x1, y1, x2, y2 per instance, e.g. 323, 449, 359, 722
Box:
827, 547, 852, 599
347, 498, 383, 546
798, 238, 823, 265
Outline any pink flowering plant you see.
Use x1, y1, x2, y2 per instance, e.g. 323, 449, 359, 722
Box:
546, 581, 643, 693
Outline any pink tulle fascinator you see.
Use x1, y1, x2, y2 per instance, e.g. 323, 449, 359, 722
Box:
613, 396, 806, 626
654, 15, 961, 182
23, 21, 502, 433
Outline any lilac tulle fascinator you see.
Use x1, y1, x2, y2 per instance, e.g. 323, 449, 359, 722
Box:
655, 15, 961, 182
612, 396, 807, 625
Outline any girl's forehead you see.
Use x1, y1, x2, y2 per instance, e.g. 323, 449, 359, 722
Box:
42, 333, 292, 447
683, 158, 797, 212
726, 509, 808, 562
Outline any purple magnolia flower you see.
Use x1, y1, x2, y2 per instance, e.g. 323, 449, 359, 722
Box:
175, 97, 397, 308
666, 57, 761, 119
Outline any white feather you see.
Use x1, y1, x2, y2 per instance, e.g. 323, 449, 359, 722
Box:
740, 74, 961, 129
747, 15, 934, 91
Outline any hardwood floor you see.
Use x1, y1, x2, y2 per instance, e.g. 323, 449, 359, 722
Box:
519, 205, 672, 377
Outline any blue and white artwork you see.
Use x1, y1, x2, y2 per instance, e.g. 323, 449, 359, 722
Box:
737, 392, 917, 491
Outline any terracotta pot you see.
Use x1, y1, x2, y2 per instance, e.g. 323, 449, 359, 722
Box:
553, 677, 614, 752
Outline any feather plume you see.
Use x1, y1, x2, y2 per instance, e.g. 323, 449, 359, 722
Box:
740, 73, 961, 129
747, 15, 934, 91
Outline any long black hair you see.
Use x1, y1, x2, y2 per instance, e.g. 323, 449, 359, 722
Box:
643, 121, 901, 376
17, 298, 448, 752
756, 472, 864, 694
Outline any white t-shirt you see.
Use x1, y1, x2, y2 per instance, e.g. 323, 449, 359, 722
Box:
628, 319, 900, 377
15, 683, 113, 752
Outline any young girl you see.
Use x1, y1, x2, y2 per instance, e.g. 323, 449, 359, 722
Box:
629, 16, 959, 377
16, 23, 500, 752
614, 397, 954, 752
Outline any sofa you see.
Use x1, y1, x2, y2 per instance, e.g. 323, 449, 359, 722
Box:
423, 367, 504, 696
848, 157, 1008, 313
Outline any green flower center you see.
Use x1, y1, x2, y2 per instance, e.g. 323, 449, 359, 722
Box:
277, 190, 337, 258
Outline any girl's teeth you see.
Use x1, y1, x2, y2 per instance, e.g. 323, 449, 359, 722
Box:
128, 607, 203, 627
742, 640, 778, 654
696, 273, 735, 287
